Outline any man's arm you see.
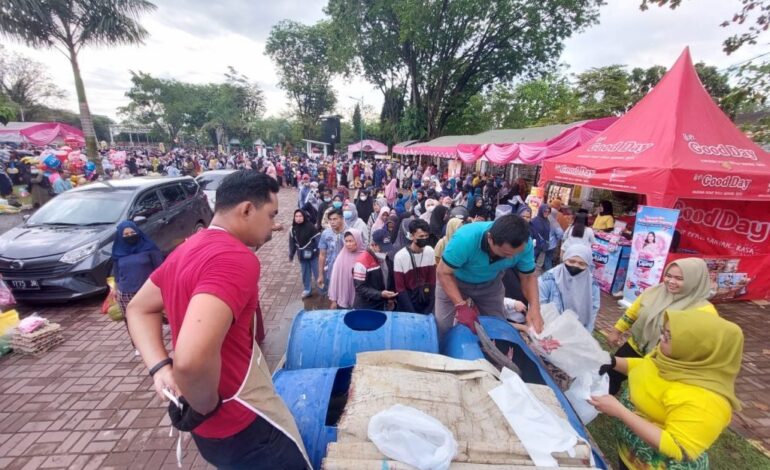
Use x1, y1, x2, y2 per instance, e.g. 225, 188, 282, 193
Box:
318, 249, 327, 286
518, 271, 544, 333
172, 293, 232, 414
127, 279, 178, 398
437, 260, 464, 306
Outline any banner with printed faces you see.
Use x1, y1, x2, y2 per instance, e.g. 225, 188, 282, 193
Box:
623, 206, 680, 304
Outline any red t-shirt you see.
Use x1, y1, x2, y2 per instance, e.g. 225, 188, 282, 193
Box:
150, 229, 259, 438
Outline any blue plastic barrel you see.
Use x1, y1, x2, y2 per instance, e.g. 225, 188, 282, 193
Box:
273, 366, 351, 470
441, 316, 608, 470
284, 309, 439, 370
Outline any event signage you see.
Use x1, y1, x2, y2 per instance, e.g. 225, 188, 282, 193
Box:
623, 206, 680, 304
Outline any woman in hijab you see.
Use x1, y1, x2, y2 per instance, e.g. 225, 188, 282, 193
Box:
592, 310, 743, 470
468, 197, 490, 221
385, 177, 398, 206
434, 217, 463, 265
428, 204, 448, 239
367, 197, 388, 232
538, 245, 600, 331
419, 198, 438, 223
386, 213, 400, 241
530, 205, 551, 263
289, 209, 321, 298
371, 205, 391, 233
342, 201, 369, 245
111, 220, 163, 351
606, 258, 716, 395
355, 188, 374, 225
328, 229, 366, 309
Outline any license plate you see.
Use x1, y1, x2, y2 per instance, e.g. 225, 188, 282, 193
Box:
8, 279, 40, 290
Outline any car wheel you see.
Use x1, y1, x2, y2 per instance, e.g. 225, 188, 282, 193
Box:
194, 221, 206, 232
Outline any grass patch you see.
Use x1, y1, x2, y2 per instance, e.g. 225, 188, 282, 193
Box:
587, 332, 770, 469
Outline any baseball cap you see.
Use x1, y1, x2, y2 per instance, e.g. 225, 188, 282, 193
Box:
371, 228, 393, 251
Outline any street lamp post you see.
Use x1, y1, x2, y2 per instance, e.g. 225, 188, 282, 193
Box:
349, 96, 364, 160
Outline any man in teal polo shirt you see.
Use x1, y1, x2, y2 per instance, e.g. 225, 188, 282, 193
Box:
436, 214, 544, 338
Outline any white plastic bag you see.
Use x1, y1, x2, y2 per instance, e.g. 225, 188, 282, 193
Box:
565, 372, 610, 424
529, 305, 610, 378
489, 368, 581, 467
368, 404, 458, 470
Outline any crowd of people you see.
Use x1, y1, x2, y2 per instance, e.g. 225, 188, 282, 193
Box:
2, 140, 742, 470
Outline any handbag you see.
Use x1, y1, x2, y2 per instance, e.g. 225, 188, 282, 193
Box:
295, 231, 319, 261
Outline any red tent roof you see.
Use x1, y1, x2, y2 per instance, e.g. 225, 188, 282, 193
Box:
0, 122, 85, 147
539, 48, 770, 207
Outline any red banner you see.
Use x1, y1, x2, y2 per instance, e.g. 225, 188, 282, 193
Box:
673, 199, 770, 256
670, 199, 770, 301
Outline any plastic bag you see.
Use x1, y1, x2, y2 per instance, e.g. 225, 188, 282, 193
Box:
0, 309, 20, 335
101, 277, 123, 321
0, 276, 16, 307
368, 404, 458, 470
529, 304, 610, 378
565, 372, 610, 424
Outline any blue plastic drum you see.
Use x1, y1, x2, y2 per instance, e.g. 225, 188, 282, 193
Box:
273, 367, 350, 470
284, 309, 439, 370
441, 316, 608, 470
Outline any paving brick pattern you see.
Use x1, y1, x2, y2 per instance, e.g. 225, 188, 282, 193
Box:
0, 187, 768, 469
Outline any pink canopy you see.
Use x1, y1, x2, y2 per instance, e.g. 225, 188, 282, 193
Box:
347, 139, 388, 157
0, 122, 85, 147
540, 48, 770, 207
393, 117, 617, 164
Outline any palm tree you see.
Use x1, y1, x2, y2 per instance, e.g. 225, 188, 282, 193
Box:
0, 0, 156, 173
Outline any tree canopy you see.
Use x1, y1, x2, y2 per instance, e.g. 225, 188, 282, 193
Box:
325, 0, 604, 139
0, 46, 65, 121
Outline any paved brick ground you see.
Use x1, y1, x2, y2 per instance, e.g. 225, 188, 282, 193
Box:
0, 186, 768, 469
595, 293, 770, 453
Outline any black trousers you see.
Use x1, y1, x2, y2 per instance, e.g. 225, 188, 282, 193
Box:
608, 341, 642, 395
193, 417, 306, 470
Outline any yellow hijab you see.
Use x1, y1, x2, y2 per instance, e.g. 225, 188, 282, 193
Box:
651, 309, 743, 410
434, 218, 463, 264
630, 258, 712, 355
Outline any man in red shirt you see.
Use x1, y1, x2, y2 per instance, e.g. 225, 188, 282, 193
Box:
127, 171, 308, 469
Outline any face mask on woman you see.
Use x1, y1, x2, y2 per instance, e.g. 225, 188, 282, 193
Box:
343, 210, 353, 220
332, 201, 343, 209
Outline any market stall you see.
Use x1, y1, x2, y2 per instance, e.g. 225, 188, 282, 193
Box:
347, 139, 388, 158
539, 47, 770, 301
0, 122, 85, 147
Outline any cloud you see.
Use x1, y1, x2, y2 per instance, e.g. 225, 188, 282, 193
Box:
1, 0, 763, 125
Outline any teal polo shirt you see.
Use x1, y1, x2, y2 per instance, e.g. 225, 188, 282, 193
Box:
442, 221, 535, 284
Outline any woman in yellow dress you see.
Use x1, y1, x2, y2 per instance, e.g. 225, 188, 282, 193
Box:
591, 309, 743, 470
592, 200, 615, 232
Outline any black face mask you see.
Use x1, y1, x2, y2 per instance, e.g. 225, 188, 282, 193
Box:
123, 234, 140, 245
566, 265, 585, 276
414, 238, 429, 248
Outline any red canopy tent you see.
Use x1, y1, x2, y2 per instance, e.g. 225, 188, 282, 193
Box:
347, 139, 388, 157
540, 48, 770, 207
0, 122, 85, 147
540, 47, 770, 301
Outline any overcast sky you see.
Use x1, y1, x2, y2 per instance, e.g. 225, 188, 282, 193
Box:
3, 0, 765, 123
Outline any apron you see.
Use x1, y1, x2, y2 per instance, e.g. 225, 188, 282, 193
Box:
222, 313, 312, 469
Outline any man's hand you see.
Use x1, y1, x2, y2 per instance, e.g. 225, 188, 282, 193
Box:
455, 303, 479, 333
152, 364, 179, 401
317, 277, 325, 289
381, 290, 398, 299
606, 328, 624, 347
168, 395, 222, 432
526, 303, 544, 334
588, 394, 626, 418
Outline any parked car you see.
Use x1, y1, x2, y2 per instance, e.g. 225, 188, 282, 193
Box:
0, 176, 212, 303
195, 169, 235, 211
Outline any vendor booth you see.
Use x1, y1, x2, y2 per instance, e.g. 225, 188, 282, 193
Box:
347, 139, 388, 158
0, 122, 85, 147
540, 47, 770, 302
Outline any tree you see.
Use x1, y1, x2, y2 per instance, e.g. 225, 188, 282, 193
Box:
326, 0, 603, 138
574, 65, 631, 118
379, 86, 406, 146
487, 76, 579, 128
0, 47, 65, 121
265, 20, 338, 139
640, 0, 769, 54
0, 0, 157, 171
0, 93, 15, 125
352, 103, 362, 142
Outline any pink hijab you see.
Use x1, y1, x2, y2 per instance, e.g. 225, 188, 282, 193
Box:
385, 178, 398, 205
328, 228, 366, 308
371, 206, 391, 232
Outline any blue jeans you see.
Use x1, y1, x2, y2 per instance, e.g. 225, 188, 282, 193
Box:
300, 257, 319, 292
543, 248, 556, 271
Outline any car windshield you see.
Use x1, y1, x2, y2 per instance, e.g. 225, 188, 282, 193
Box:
196, 173, 229, 191
27, 192, 130, 226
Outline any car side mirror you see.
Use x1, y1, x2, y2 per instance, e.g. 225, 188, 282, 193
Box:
133, 215, 147, 224
22, 214, 30, 222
